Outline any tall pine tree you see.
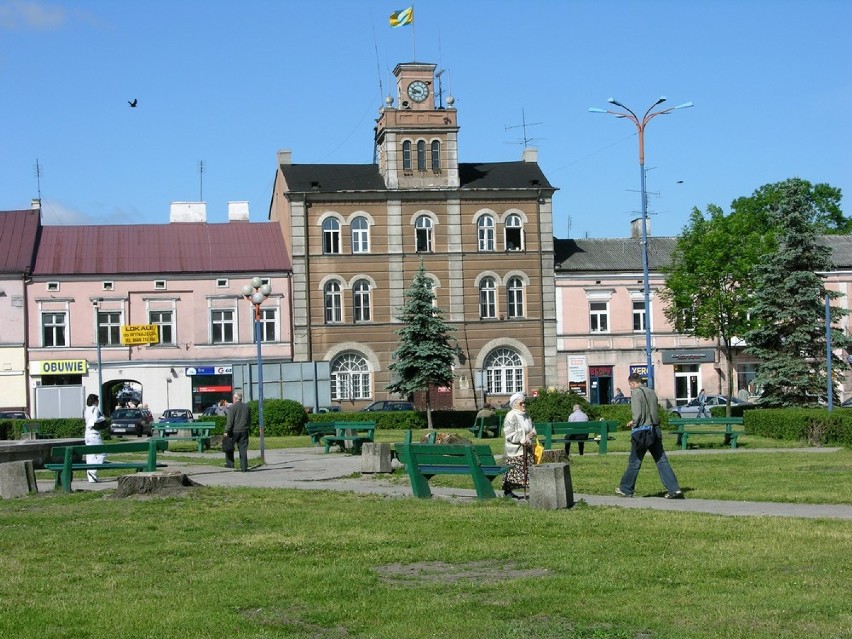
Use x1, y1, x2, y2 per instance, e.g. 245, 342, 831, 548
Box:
743, 179, 850, 406
387, 264, 456, 429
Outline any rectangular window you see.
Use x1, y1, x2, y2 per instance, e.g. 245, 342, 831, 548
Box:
211, 309, 235, 344
633, 300, 647, 332
590, 301, 609, 333
149, 310, 175, 345
42, 312, 67, 347
154, 280, 167, 290
216, 278, 229, 288
97, 311, 122, 346
102, 281, 114, 291
46, 282, 60, 292
255, 308, 277, 343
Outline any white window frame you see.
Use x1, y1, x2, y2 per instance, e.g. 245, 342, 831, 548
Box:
633, 300, 648, 333
402, 140, 412, 171
148, 309, 175, 346
506, 276, 524, 318
590, 301, 610, 333
257, 307, 277, 343
485, 348, 524, 394
41, 311, 67, 347
353, 280, 372, 323
97, 310, 123, 346
415, 215, 433, 253
478, 215, 495, 252
430, 140, 441, 171
351, 216, 370, 254
479, 277, 497, 319
331, 353, 371, 400
324, 281, 343, 324
416, 140, 426, 170
210, 308, 236, 344
505, 214, 524, 251
322, 218, 341, 254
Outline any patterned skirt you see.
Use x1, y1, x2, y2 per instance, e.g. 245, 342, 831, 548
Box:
502, 448, 533, 491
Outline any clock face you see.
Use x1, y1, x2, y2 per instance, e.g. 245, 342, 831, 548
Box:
407, 80, 429, 103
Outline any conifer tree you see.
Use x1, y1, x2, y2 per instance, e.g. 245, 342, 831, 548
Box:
387, 264, 456, 429
743, 179, 850, 406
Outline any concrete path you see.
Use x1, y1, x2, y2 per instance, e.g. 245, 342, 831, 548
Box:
35, 446, 852, 520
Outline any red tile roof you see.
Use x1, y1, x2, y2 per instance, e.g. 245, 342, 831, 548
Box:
33, 222, 291, 276
0, 209, 41, 273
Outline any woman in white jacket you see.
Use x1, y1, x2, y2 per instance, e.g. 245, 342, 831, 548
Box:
83, 393, 107, 482
501, 392, 536, 499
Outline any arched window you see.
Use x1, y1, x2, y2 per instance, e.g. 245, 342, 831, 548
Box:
424, 277, 437, 308
322, 218, 341, 254
485, 348, 524, 395
505, 214, 523, 251
415, 215, 433, 252
431, 140, 441, 170
324, 281, 342, 324
479, 277, 497, 319
417, 140, 426, 170
331, 352, 371, 400
402, 140, 412, 171
351, 216, 370, 253
477, 215, 495, 252
353, 279, 372, 323
507, 277, 524, 318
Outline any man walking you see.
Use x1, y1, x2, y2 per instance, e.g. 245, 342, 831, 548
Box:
225, 391, 251, 472
616, 373, 684, 499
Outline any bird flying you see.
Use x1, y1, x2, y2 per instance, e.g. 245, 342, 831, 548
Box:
128, 99, 138, 107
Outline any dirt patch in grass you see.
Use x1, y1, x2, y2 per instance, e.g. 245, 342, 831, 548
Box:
374, 560, 550, 585
241, 606, 352, 637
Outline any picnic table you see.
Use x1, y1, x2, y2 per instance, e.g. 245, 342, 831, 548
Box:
535, 420, 619, 454
322, 421, 377, 454
668, 417, 744, 449
45, 439, 168, 492
151, 421, 215, 452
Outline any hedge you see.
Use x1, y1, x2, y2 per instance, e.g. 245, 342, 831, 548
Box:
743, 408, 852, 447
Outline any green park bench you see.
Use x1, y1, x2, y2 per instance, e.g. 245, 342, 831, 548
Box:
151, 421, 215, 453
322, 421, 377, 454
306, 423, 338, 445
468, 414, 500, 438
396, 442, 508, 499
45, 439, 168, 493
668, 417, 745, 449
535, 420, 619, 454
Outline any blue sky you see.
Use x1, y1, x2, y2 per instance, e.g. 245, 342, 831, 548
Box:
1, 0, 849, 239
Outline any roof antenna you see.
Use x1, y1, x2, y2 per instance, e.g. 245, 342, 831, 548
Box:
505, 108, 543, 147
435, 69, 446, 109
34, 158, 43, 203
199, 160, 204, 201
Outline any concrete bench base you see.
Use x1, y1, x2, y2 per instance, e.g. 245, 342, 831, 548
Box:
529, 462, 573, 509
361, 443, 392, 473
0, 460, 38, 499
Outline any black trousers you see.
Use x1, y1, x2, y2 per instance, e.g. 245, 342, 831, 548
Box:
225, 430, 250, 471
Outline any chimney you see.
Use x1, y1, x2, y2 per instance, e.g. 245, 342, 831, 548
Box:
631, 217, 651, 239
522, 147, 538, 163
170, 202, 207, 223
228, 201, 249, 222
31, 199, 41, 210
278, 149, 292, 166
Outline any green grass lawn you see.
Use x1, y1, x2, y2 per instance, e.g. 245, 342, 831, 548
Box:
1, 486, 849, 639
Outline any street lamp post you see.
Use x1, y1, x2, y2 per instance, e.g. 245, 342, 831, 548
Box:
242, 277, 271, 464
590, 97, 693, 388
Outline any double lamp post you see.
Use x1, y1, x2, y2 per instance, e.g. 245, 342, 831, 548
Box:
242, 277, 271, 464
590, 97, 692, 389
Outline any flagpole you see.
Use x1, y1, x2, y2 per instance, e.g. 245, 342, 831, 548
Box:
411, 4, 416, 60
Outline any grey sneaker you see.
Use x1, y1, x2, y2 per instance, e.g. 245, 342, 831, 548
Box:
665, 490, 685, 499
615, 487, 632, 497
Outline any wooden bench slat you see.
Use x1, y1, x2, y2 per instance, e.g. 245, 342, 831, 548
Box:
535, 421, 618, 454
47, 440, 168, 492
397, 443, 507, 499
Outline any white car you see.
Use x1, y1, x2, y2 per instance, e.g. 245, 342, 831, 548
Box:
671, 394, 752, 418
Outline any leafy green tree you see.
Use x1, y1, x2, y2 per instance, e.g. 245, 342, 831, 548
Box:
387, 264, 456, 429
743, 179, 850, 406
731, 178, 848, 234
661, 204, 769, 413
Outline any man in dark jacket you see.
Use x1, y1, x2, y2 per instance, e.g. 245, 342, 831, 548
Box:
225, 391, 251, 472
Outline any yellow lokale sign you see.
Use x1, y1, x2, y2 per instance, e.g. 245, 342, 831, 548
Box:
121, 324, 159, 345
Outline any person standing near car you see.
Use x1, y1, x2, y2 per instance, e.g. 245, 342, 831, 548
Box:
225, 391, 251, 472
616, 374, 683, 499
83, 394, 107, 483
697, 388, 709, 418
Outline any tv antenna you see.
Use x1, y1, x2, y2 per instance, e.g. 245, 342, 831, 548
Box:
34, 158, 43, 202
435, 69, 447, 108
505, 108, 543, 147
199, 161, 204, 201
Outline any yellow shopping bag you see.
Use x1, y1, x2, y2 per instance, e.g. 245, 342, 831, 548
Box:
533, 438, 545, 464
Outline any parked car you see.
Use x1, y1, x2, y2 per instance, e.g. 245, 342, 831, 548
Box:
110, 408, 152, 437
159, 408, 194, 435
201, 404, 219, 416
0, 410, 30, 419
362, 400, 415, 412
670, 394, 752, 418
611, 396, 631, 405
316, 406, 341, 414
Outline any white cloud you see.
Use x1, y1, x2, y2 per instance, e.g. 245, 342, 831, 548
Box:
0, 0, 66, 31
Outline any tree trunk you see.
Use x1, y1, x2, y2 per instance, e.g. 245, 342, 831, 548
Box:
425, 388, 433, 430
114, 472, 198, 498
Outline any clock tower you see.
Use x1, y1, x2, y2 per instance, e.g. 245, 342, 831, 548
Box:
375, 62, 459, 189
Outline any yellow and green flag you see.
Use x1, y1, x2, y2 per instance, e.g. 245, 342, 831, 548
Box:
389, 7, 413, 27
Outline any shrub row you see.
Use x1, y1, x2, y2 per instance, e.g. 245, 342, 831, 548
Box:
743, 408, 852, 446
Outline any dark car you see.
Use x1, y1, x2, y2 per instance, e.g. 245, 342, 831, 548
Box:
110, 408, 152, 437
670, 394, 752, 418
316, 406, 341, 414
363, 400, 415, 412
0, 410, 30, 419
201, 404, 219, 416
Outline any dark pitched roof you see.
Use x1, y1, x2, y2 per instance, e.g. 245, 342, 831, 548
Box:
554, 237, 678, 272
33, 222, 290, 276
0, 209, 41, 274
279, 161, 554, 193
555, 234, 852, 272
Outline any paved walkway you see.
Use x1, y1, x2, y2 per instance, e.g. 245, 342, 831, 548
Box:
35, 446, 852, 520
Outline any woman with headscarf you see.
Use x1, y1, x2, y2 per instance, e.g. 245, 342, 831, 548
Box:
501, 392, 536, 499
83, 393, 108, 482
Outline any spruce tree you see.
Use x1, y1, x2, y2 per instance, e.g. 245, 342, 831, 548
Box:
743, 179, 850, 406
387, 264, 456, 429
